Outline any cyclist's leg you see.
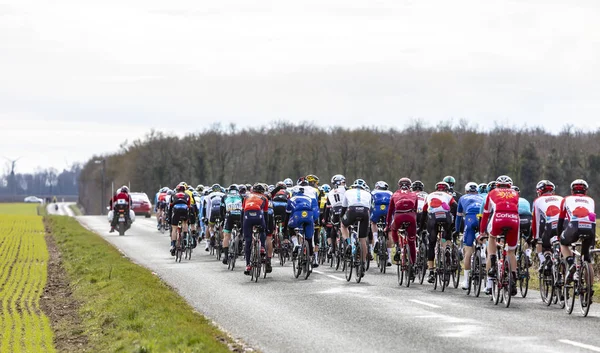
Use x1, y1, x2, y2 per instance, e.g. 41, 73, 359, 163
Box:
305, 219, 315, 257
404, 214, 417, 264
427, 217, 437, 271
358, 216, 369, 263
463, 215, 477, 271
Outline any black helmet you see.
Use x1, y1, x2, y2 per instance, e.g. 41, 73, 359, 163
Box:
411, 180, 424, 192
252, 183, 265, 194
229, 184, 239, 192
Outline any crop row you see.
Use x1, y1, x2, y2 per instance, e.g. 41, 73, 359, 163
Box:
0, 215, 55, 353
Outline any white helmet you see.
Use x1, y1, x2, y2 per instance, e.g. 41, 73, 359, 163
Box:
495, 175, 513, 188
465, 182, 478, 193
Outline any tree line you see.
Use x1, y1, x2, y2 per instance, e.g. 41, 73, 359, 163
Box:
1, 164, 81, 198
78, 121, 600, 214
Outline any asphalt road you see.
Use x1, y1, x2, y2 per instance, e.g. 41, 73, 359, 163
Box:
77, 216, 600, 353
47, 202, 75, 216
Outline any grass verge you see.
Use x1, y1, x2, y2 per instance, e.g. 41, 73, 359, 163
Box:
45, 216, 234, 353
68, 204, 83, 216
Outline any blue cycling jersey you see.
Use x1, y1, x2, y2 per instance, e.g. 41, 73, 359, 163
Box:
518, 197, 532, 216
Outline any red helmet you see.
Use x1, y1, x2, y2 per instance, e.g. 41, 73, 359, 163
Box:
435, 182, 450, 192
176, 183, 186, 192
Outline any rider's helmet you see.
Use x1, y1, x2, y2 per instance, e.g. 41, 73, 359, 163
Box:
176, 184, 186, 192
352, 179, 368, 190
238, 185, 247, 194
181, 182, 188, 189
487, 181, 497, 193
159, 187, 167, 193
375, 181, 389, 191
228, 184, 239, 192
268, 184, 275, 193
297, 177, 309, 186
275, 181, 286, 190
571, 179, 589, 195
411, 180, 424, 192
477, 183, 487, 194
211, 184, 221, 193
121, 185, 129, 193
465, 182, 478, 193
511, 185, 520, 193
321, 184, 331, 193
283, 178, 293, 188
495, 175, 513, 188
435, 181, 450, 192
167, 189, 174, 196
398, 178, 412, 190
443, 176, 456, 190
536, 180, 555, 195
331, 174, 346, 186
252, 183, 265, 194
306, 174, 319, 187
196, 184, 204, 192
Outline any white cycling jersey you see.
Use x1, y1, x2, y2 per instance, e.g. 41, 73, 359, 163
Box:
327, 186, 346, 209
343, 188, 372, 208
204, 192, 225, 220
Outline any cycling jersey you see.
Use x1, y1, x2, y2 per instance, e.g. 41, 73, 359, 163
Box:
531, 194, 563, 240
327, 186, 346, 215
422, 191, 455, 217
455, 193, 484, 247
185, 190, 196, 205
243, 193, 269, 212
518, 198, 532, 216
342, 188, 372, 208
480, 188, 520, 249
204, 192, 225, 222
371, 189, 393, 223
416, 191, 428, 213
223, 192, 243, 216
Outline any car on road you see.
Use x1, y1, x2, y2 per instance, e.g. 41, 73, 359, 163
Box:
24, 196, 44, 203
130, 192, 152, 218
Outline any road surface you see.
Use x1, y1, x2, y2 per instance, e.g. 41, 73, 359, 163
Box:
77, 216, 600, 353
47, 202, 76, 216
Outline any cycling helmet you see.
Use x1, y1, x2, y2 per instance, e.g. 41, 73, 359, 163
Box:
321, 184, 331, 193
238, 185, 247, 194
487, 181, 496, 193
268, 184, 275, 193
435, 181, 450, 192
536, 180, 555, 195
211, 184, 221, 193
297, 177, 308, 186
121, 185, 129, 193
159, 187, 168, 193
275, 181, 286, 189
196, 184, 204, 192
465, 182, 478, 193
252, 183, 265, 194
477, 183, 487, 194
496, 175, 513, 188
167, 190, 174, 196
511, 185, 520, 193
398, 178, 412, 190
352, 179, 368, 190
203, 189, 210, 196
411, 180, 424, 192
443, 176, 456, 189
283, 178, 293, 188
181, 182, 188, 189
375, 181, 389, 191
306, 174, 319, 187
229, 184, 239, 192
331, 174, 346, 186
192, 191, 200, 198
571, 179, 588, 195
176, 184, 186, 192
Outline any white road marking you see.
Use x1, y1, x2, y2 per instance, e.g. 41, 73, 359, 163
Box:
559, 339, 600, 352
312, 270, 347, 282
409, 299, 441, 308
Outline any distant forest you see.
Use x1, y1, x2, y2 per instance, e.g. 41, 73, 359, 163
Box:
0, 164, 81, 198
78, 121, 600, 214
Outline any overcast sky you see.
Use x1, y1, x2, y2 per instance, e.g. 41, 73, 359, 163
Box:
1, 0, 599, 173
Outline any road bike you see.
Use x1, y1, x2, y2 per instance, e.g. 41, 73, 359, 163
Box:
516, 229, 531, 298
466, 233, 487, 297
415, 229, 428, 285
227, 223, 241, 271
292, 227, 312, 280
318, 227, 328, 266
563, 233, 599, 317
396, 222, 413, 287
433, 223, 451, 292
175, 221, 184, 263
491, 228, 513, 308
345, 220, 365, 283
250, 225, 264, 282
375, 220, 388, 273
214, 218, 223, 261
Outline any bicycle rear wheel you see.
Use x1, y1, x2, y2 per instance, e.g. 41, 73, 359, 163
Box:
451, 246, 460, 289
472, 251, 481, 297
502, 259, 512, 308
397, 245, 404, 286
345, 246, 353, 282
229, 239, 236, 270
579, 262, 593, 317
491, 262, 500, 305
355, 243, 363, 283
304, 240, 312, 280
519, 256, 529, 298
556, 260, 565, 308
564, 262, 576, 314
441, 247, 450, 292
418, 240, 427, 284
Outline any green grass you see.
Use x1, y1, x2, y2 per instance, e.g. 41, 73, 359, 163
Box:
45, 216, 233, 353
0, 203, 39, 215
68, 204, 83, 216
0, 215, 56, 353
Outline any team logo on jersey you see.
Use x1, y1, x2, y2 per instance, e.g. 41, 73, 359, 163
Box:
497, 190, 516, 199
496, 212, 518, 220
380, 205, 386, 210
301, 211, 308, 218
573, 207, 590, 218
545, 205, 560, 217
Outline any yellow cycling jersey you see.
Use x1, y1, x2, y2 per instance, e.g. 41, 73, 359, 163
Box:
319, 194, 328, 210
185, 190, 196, 205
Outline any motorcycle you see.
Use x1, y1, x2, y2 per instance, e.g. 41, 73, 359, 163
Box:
107, 202, 135, 236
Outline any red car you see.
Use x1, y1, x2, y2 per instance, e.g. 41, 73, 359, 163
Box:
130, 192, 152, 218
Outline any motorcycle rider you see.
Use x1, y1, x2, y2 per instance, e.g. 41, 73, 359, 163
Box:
110, 186, 132, 233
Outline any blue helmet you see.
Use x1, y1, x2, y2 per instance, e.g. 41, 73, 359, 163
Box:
321, 184, 331, 193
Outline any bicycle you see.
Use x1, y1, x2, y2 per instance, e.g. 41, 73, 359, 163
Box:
550, 235, 566, 308
491, 228, 513, 308
227, 223, 240, 271
292, 227, 312, 280
433, 223, 451, 292
318, 227, 328, 266
250, 225, 264, 282
214, 218, 223, 261
174, 221, 184, 263
184, 227, 193, 260
449, 236, 461, 289
396, 222, 413, 287
333, 223, 344, 271
345, 221, 365, 283
563, 234, 598, 317
415, 230, 428, 285
376, 220, 388, 273
466, 233, 487, 297
516, 230, 531, 298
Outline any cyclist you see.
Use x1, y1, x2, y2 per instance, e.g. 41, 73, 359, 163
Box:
531, 180, 562, 273
169, 183, 191, 255
371, 181, 393, 260
512, 185, 533, 267
444, 176, 461, 224
323, 174, 347, 258
480, 175, 519, 296
454, 182, 484, 289
203, 184, 226, 252
242, 183, 269, 275
305, 175, 322, 267
411, 180, 428, 229
340, 179, 372, 276
287, 185, 319, 265
221, 185, 243, 265
419, 181, 457, 284
155, 187, 168, 229
558, 179, 595, 289
386, 178, 419, 271
283, 178, 294, 192
238, 184, 248, 197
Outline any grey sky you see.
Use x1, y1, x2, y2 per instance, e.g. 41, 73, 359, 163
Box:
1, 0, 599, 173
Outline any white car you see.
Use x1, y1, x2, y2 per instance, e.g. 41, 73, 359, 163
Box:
24, 196, 44, 203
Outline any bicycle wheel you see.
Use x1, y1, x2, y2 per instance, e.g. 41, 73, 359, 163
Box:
452, 246, 460, 289
304, 240, 312, 280
472, 251, 481, 297
564, 262, 576, 314
355, 242, 363, 283
434, 243, 441, 291
519, 256, 530, 298
418, 240, 427, 285
345, 245, 353, 282
579, 262, 593, 317
491, 262, 500, 305
229, 239, 236, 270
397, 245, 404, 286
556, 260, 565, 308
441, 247, 450, 292
502, 259, 512, 308
404, 243, 411, 288
541, 263, 554, 306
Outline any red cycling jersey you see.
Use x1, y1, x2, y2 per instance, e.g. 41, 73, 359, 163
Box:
111, 192, 132, 210
480, 187, 520, 248
243, 193, 268, 212
386, 190, 418, 226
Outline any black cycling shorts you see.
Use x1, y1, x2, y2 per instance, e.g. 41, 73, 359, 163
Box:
341, 206, 370, 238
171, 207, 189, 226
224, 214, 242, 233
561, 221, 596, 262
